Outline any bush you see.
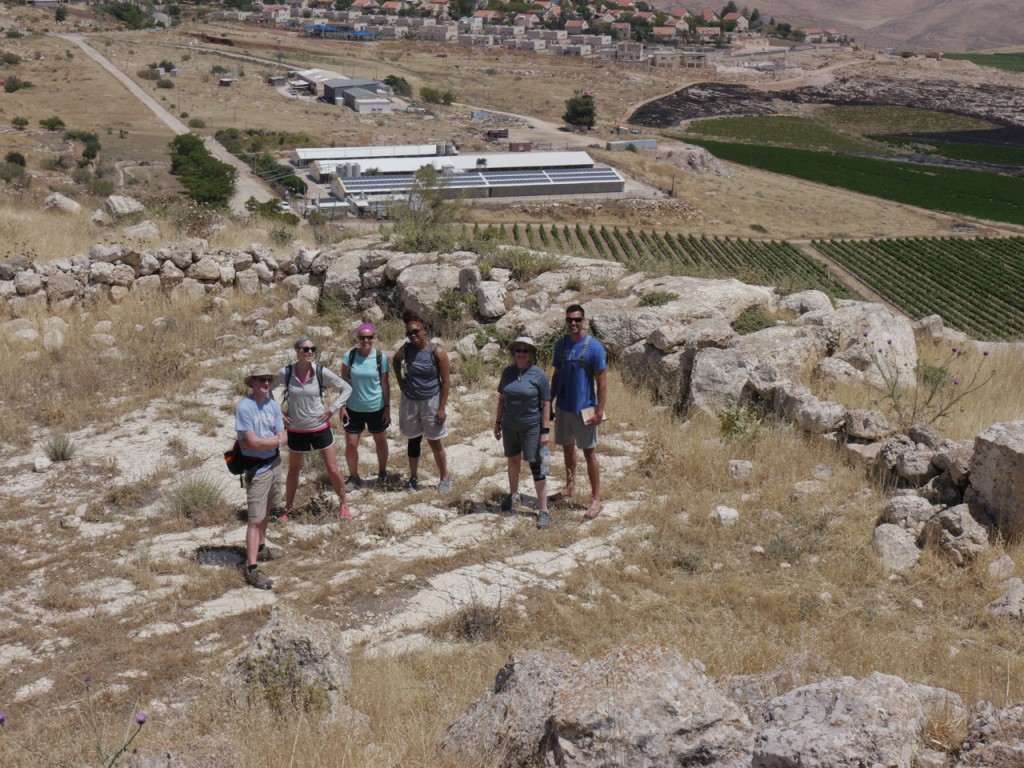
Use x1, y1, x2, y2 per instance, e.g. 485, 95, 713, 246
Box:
718, 404, 766, 440
43, 434, 77, 462
165, 473, 227, 521
168, 133, 236, 206
480, 248, 562, 282
187, 118, 206, 129
137, 67, 160, 81
0, 161, 26, 183
4, 75, 33, 92
156, 78, 174, 89
383, 74, 412, 97
419, 86, 454, 105
40, 116, 65, 131
89, 178, 115, 196
12, 116, 28, 129
731, 306, 776, 335
639, 291, 679, 307
1, 51, 22, 65
4, 151, 26, 167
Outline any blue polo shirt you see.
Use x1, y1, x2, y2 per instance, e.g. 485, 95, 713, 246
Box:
553, 334, 606, 414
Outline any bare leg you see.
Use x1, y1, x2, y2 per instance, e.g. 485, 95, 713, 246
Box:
319, 442, 347, 508
344, 431, 360, 478
372, 432, 389, 474
246, 517, 269, 566
285, 451, 304, 513
561, 442, 577, 497
507, 455, 522, 495
582, 446, 601, 518
534, 477, 548, 511
427, 438, 449, 480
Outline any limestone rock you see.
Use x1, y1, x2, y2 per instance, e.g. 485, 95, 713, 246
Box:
919, 504, 990, 566
752, 672, 965, 768
43, 192, 82, 215
872, 523, 921, 572
896, 449, 937, 486
710, 505, 740, 526
105, 195, 145, 217
969, 421, 1024, 541
987, 579, 1024, 620
475, 281, 507, 319
45, 272, 80, 302
959, 701, 1024, 766
14, 270, 43, 296
123, 220, 160, 241
844, 409, 893, 441
779, 290, 833, 315
440, 649, 577, 768
932, 440, 973, 486
879, 495, 937, 537
549, 646, 754, 768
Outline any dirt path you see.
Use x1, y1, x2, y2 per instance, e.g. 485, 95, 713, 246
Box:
58, 34, 275, 215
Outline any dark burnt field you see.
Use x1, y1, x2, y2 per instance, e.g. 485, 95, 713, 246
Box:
630, 77, 1024, 131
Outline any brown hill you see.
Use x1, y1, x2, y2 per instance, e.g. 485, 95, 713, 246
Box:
744, 0, 1024, 52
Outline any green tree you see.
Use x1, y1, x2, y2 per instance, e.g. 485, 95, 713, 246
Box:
40, 116, 65, 130
4, 151, 26, 166
384, 74, 412, 97
388, 165, 457, 253
563, 95, 595, 129
12, 116, 28, 130
55, 4, 68, 22
168, 134, 237, 206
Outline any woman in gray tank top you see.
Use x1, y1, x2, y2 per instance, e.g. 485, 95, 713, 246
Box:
393, 309, 452, 493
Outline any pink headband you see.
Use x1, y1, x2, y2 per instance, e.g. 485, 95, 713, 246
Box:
357, 324, 375, 335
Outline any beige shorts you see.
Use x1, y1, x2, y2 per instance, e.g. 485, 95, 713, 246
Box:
554, 409, 598, 450
399, 393, 448, 441
244, 460, 283, 522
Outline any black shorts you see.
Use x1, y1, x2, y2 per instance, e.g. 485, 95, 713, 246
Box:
287, 426, 335, 453
343, 408, 389, 435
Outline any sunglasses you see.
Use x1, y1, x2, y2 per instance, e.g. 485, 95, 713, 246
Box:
254, 377, 273, 384
565, 317, 584, 324
358, 335, 375, 341
513, 348, 531, 354
406, 328, 422, 337
299, 346, 317, 353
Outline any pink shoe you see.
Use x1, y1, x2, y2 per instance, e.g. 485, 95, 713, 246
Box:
339, 504, 352, 520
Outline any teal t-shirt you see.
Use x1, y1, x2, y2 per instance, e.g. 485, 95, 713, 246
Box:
346, 349, 389, 412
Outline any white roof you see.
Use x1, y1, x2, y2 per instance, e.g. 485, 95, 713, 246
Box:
294, 67, 348, 85
295, 144, 443, 162
333, 151, 595, 175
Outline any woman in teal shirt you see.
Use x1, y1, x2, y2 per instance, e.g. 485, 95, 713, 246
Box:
341, 324, 391, 489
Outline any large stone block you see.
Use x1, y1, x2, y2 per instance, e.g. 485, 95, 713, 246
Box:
970, 421, 1024, 541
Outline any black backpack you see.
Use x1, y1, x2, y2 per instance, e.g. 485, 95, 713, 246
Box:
281, 363, 323, 411
346, 348, 383, 376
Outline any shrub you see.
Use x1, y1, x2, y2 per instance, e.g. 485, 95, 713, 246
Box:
165, 473, 227, 521
137, 67, 160, 81
43, 434, 77, 462
4, 151, 26, 167
187, 118, 206, 129
4, 75, 33, 92
383, 74, 412, 97
269, 226, 294, 246
89, 178, 115, 196
40, 116, 65, 131
480, 248, 562, 282
12, 116, 28, 129
156, 78, 174, 89
639, 291, 679, 307
718, 404, 766, 440
1, 51, 22, 65
731, 306, 775, 335
419, 86, 454, 105
0, 161, 26, 183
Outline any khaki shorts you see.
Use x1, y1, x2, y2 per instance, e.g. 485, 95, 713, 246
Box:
554, 409, 598, 450
399, 393, 448, 440
244, 460, 283, 522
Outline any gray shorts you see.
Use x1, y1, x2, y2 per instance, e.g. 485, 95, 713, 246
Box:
399, 393, 448, 441
502, 422, 541, 462
554, 410, 598, 450
244, 460, 282, 522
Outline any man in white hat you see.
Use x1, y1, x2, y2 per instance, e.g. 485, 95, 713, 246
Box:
236, 364, 287, 589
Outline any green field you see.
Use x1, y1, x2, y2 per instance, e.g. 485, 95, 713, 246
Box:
871, 135, 1024, 168
677, 137, 1024, 226
944, 52, 1024, 72
684, 115, 872, 152
812, 237, 1024, 340
504, 223, 855, 299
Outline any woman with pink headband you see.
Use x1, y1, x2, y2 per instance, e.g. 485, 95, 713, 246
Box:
341, 323, 392, 490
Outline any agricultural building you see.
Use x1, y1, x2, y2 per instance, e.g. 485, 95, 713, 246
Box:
318, 151, 624, 213
294, 143, 459, 182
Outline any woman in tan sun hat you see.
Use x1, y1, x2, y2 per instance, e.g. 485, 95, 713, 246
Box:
493, 336, 552, 529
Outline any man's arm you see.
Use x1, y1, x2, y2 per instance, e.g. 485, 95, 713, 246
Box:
592, 369, 607, 425
240, 429, 285, 452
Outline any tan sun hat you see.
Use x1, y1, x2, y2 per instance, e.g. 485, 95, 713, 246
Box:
510, 336, 537, 352
245, 364, 274, 386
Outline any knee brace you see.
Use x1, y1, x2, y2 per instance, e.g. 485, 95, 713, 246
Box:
530, 460, 545, 482
407, 435, 422, 459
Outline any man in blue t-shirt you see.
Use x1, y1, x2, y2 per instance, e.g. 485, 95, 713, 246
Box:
235, 364, 287, 590
550, 304, 607, 520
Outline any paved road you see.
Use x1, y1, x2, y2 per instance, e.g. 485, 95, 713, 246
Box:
59, 34, 274, 214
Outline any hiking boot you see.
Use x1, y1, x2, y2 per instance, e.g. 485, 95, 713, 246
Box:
344, 475, 363, 493
406, 477, 420, 492
536, 510, 550, 530
257, 546, 284, 563
439, 478, 452, 494
376, 470, 389, 488
339, 504, 352, 520
245, 567, 273, 590
501, 493, 521, 513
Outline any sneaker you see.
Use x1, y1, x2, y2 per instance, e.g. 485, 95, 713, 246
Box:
245, 567, 273, 590
257, 546, 284, 563
339, 504, 352, 520
345, 475, 363, 493
501, 493, 521, 513
407, 477, 420, 492
537, 510, 550, 529
439, 478, 452, 494
376, 470, 388, 488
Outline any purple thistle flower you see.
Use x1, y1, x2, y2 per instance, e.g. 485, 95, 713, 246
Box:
0, 712, 6, 726
953, 378, 961, 385
983, 350, 989, 356
84, 674, 92, 684
951, 347, 958, 353
862, 330, 869, 337
135, 712, 147, 725
886, 339, 892, 345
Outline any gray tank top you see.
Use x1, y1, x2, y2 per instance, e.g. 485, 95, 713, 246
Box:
404, 343, 440, 400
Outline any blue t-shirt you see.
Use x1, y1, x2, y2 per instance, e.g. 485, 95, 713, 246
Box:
497, 365, 551, 428
553, 334, 606, 414
402, 343, 440, 401
235, 396, 284, 472
346, 349, 389, 412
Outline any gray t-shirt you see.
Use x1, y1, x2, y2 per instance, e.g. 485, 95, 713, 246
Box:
497, 365, 551, 429
403, 343, 441, 401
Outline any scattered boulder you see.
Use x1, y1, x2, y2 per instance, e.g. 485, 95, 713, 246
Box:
123, 220, 160, 241
919, 504, 990, 566
879, 495, 937, 537
105, 195, 145, 218
969, 421, 1024, 541
873, 524, 921, 572
42, 192, 82, 215
844, 409, 894, 441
